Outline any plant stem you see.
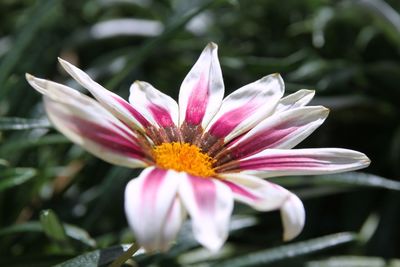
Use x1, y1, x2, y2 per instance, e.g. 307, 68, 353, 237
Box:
109, 243, 140, 267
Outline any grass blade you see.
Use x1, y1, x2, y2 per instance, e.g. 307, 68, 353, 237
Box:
212, 232, 357, 267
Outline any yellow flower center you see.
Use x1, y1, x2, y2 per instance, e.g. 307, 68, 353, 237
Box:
152, 142, 216, 177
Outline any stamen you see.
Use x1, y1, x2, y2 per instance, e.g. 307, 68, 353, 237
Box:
152, 142, 216, 177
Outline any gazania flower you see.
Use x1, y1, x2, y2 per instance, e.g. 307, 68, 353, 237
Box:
26, 43, 370, 252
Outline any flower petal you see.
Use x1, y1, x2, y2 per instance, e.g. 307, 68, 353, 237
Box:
124, 167, 182, 252
179, 43, 224, 128
220, 172, 305, 241
218, 173, 289, 211
280, 192, 305, 241
129, 81, 179, 128
26, 74, 148, 168
58, 58, 151, 131
219, 148, 370, 178
222, 106, 329, 160
205, 74, 284, 142
179, 174, 233, 251
275, 89, 315, 113
161, 197, 186, 249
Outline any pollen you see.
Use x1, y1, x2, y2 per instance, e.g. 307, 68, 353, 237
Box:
152, 142, 216, 177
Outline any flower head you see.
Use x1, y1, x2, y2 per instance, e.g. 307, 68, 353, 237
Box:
26, 43, 370, 252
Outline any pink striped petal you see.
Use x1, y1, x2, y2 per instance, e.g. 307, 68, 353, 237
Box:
58, 58, 152, 131
26, 74, 148, 168
224, 106, 329, 160
275, 89, 315, 113
129, 81, 178, 128
218, 173, 289, 211
179, 174, 233, 251
231, 148, 370, 178
206, 74, 284, 142
161, 197, 186, 250
179, 43, 224, 128
221, 172, 305, 241
280, 192, 305, 241
124, 167, 182, 252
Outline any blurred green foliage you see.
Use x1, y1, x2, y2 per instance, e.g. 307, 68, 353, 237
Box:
1, 0, 400, 266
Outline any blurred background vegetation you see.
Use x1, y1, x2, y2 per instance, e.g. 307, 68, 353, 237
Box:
1, 0, 400, 266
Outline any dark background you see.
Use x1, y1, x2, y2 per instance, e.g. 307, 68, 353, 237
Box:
1, 0, 400, 266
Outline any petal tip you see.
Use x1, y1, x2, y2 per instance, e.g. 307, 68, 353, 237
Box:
201, 237, 224, 252
25, 74, 45, 88
303, 89, 315, 94
207, 42, 218, 50
283, 232, 296, 242
57, 57, 67, 64
133, 80, 145, 87
362, 156, 371, 167
270, 73, 284, 84
353, 151, 371, 166
322, 107, 330, 116
58, 57, 75, 73
25, 73, 34, 81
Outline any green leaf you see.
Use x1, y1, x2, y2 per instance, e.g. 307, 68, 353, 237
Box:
212, 232, 357, 267
0, 134, 69, 155
40, 209, 68, 242
0, 0, 61, 98
54, 244, 134, 267
0, 117, 51, 130
0, 167, 36, 192
64, 224, 96, 248
0, 221, 96, 247
0, 222, 43, 235
105, 0, 228, 90
307, 256, 400, 267
272, 172, 400, 191
353, 0, 400, 46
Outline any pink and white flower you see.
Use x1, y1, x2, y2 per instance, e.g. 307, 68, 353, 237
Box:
26, 43, 370, 252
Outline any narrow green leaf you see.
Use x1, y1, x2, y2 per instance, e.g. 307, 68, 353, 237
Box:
312, 7, 335, 48
359, 213, 380, 244
106, 0, 228, 90
40, 210, 68, 242
212, 232, 357, 267
64, 224, 96, 248
0, 0, 61, 98
0, 222, 43, 235
307, 255, 397, 267
354, 0, 400, 46
0, 117, 51, 130
0, 159, 9, 167
0, 221, 96, 247
271, 172, 400, 191
0, 167, 36, 192
54, 244, 134, 267
0, 134, 69, 155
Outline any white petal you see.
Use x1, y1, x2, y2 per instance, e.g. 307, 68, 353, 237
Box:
179, 174, 233, 251
124, 167, 182, 252
275, 89, 315, 113
160, 198, 186, 251
129, 81, 179, 127
58, 58, 151, 131
26, 74, 148, 168
280, 192, 305, 241
206, 74, 284, 142
179, 43, 224, 128
225, 106, 329, 159
233, 148, 371, 178
218, 173, 289, 211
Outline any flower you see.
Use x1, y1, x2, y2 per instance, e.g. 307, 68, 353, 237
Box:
26, 43, 370, 252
